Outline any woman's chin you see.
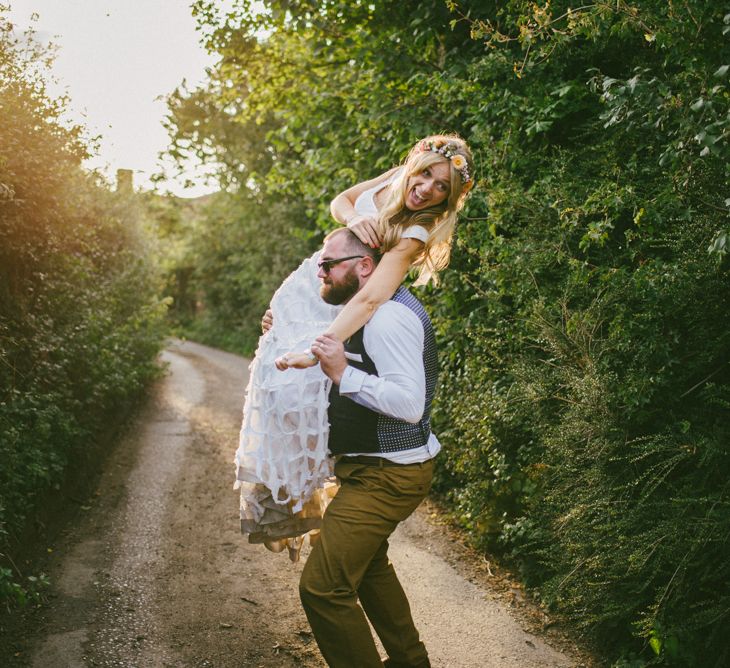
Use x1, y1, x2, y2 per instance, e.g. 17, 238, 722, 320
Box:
406, 195, 426, 211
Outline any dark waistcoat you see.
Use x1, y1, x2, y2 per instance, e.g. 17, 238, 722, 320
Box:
327, 287, 437, 455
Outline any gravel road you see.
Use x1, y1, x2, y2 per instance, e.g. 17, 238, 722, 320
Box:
5, 340, 589, 667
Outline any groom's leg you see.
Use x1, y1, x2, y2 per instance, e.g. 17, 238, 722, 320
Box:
299, 459, 432, 668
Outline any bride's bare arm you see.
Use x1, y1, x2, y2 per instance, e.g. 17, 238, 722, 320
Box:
325, 237, 423, 341
330, 167, 400, 248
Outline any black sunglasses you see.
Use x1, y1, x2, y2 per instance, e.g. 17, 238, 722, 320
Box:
317, 255, 365, 274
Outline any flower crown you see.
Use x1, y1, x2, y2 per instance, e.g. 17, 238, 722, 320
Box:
417, 140, 472, 185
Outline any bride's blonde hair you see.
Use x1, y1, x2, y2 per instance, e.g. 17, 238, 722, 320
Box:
378, 133, 474, 285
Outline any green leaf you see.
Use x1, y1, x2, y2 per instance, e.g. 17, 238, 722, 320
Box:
708, 230, 728, 256
664, 635, 680, 660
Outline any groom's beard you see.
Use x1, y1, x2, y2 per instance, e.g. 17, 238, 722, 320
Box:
320, 268, 359, 305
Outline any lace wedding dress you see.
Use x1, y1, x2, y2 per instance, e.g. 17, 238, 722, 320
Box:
234, 251, 340, 561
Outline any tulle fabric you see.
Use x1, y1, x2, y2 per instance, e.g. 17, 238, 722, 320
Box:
234, 251, 340, 561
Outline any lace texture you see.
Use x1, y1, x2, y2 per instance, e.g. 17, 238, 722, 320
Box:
234, 251, 340, 558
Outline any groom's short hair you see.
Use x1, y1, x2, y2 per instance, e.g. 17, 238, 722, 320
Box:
323, 228, 380, 264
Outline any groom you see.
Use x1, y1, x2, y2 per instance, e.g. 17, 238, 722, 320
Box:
301, 228, 438, 668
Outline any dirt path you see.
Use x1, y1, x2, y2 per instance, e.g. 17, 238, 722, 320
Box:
5, 341, 590, 667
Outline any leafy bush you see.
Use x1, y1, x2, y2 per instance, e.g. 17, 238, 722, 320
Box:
0, 12, 166, 606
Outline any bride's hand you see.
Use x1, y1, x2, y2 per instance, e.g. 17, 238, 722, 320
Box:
347, 214, 381, 248
274, 351, 318, 370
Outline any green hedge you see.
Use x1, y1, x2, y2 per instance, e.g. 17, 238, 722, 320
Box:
0, 12, 166, 604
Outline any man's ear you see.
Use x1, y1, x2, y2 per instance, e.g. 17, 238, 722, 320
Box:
359, 255, 376, 278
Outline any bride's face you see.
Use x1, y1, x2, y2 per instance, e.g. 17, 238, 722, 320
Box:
405, 161, 451, 211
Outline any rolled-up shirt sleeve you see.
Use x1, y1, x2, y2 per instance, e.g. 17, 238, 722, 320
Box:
337, 302, 425, 423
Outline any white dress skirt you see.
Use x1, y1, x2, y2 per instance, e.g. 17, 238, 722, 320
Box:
234, 251, 340, 561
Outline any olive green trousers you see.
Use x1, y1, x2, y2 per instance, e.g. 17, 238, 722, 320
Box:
299, 457, 433, 668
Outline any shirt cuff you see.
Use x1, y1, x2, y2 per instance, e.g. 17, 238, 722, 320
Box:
339, 366, 367, 394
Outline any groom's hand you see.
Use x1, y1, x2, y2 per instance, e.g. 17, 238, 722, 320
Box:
312, 334, 347, 385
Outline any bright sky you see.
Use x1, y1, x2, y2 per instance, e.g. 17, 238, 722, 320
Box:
8, 0, 220, 197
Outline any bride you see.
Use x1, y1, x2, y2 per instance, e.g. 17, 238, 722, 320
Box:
234, 134, 474, 560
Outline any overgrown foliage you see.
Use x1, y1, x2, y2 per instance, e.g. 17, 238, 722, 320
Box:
0, 11, 166, 606
144, 187, 317, 353
163, 1, 730, 664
